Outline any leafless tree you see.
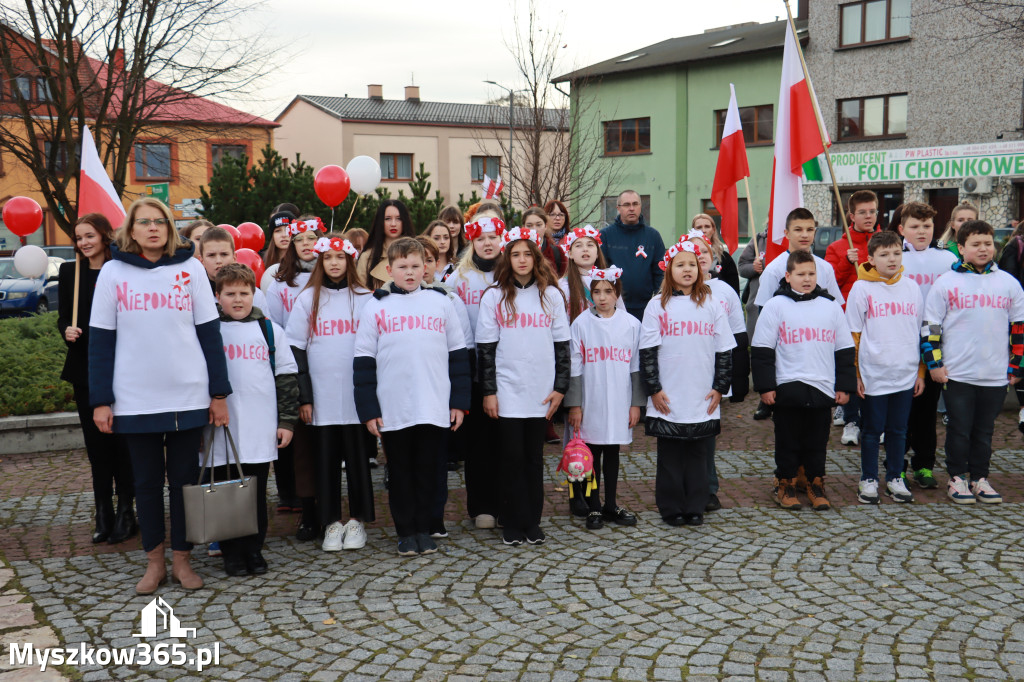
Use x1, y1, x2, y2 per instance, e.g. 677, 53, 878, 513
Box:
0, 0, 279, 236
936, 0, 1024, 40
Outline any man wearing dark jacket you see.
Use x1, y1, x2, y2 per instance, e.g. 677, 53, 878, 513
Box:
599, 190, 666, 320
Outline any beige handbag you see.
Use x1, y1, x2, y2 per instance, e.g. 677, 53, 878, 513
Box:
183, 425, 258, 544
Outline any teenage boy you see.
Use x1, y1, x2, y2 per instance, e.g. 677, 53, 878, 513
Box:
845, 231, 923, 504
897, 202, 956, 488
212, 264, 299, 576
922, 220, 1024, 504
754, 208, 844, 308
353, 237, 471, 556
752, 250, 856, 511
199, 227, 270, 312
825, 190, 880, 444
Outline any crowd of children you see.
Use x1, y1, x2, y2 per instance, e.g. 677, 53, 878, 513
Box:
81, 190, 1024, 592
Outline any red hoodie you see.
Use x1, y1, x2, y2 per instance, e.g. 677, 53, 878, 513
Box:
825, 228, 878, 305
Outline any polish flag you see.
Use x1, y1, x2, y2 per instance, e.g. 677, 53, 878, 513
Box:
78, 125, 126, 227
483, 173, 504, 199
765, 21, 829, 265
711, 84, 750, 253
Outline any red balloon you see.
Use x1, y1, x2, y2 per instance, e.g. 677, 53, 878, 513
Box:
234, 248, 265, 284
217, 223, 242, 245
2, 196, 43, 237
237, 222, 265, 251
314, 165, 351, 208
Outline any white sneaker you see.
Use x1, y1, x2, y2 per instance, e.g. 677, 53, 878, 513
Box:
970, 477, 1002, 504
841, 422, 860, 446
833, 406, 845, 426
474, 513, 496, 529
947, 476, 976, 504
879, 432, 885, 445
857, 479, 879, 504
322, 521, 345, 551
342, 519, 367, 549
1018, 407, 1024, 427
886, 477, 914, 503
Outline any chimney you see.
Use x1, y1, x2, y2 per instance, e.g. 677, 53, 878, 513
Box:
111, 48, 125, 76
367, 84, 383, 100
797, 0, 808, 20
404, 85, 420, 103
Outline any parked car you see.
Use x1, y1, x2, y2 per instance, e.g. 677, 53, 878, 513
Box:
0, 257, 63, 316
42, 245, 76, 261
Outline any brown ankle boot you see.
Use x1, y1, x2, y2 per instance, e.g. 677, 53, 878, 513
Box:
806, 476, 831, 510
794, 466, 809, 492
171, 550, 204, 590
136, 543, 167, 595
774, 478, 802, 510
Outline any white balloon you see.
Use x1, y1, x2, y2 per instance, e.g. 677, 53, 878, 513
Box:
13, 245, 48, 279
346, 156, 382, 195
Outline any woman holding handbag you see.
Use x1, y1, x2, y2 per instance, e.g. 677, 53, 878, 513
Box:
89, 197, 231, 595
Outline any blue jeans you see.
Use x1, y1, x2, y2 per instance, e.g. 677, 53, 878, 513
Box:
860, 389, 913, 482
844, 393, 862, 426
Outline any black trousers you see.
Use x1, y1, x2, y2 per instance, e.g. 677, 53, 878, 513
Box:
497, 417, 547, 533
123, 428, 203, 552
575, 443, 620, 512
906, 371, 943, 471
943, 380, 1005, 479
202, 462, 269, 558
655, 437, 712, 518
433, 427, 451, 521
273, 442, 297, 504
381, 425, 443, 537
316, 424, 376, 527
73, 382, 133, 501
772, 404, 831, 480
464, 383, 500, 518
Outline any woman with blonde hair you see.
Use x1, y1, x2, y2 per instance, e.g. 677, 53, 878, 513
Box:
690, 213, 740, 293
939, 201, 979, 259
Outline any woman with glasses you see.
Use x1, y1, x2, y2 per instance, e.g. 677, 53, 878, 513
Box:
88, 197, 231, 595
545, 200, 570, 242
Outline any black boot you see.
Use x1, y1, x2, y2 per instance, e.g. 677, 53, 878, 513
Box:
569, 482, 589, 518
295, 497, 321, 541
108, 496, 138, 544
92, 496, 114, 544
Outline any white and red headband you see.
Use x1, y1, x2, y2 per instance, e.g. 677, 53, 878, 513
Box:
589, 266, 623, 281
658, 239, 701, 272
559, 225, 602, 254
464, 216, 505, 241
313, 236, 358, 258
501, 226, 543, 252
288, 217, 326, 237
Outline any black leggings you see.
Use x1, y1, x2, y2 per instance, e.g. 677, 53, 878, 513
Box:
316, 424, 376, 527
572, 443, 621, 512
202, 462, 269, 559
497, 417, 547, 533
74, 382, 133, 501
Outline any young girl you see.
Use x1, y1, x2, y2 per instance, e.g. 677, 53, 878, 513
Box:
260, 206, 299, 291
439, 205, 467, 259
449, 212, 505, 529
939, 201, 979, 259
522, 207, 566, 277
558, 225, 612, 323
564, 266, 643, 530
357, 199, 416, 289
691, 213, 740, 293
425, 220, 457, 283
476, 227, 571, 546
639, 236, 735, 527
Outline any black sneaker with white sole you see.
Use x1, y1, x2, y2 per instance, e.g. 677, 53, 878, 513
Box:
525, 526, 546, 545
502, 529, 525, 546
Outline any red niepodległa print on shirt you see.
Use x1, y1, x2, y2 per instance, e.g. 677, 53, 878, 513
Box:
374, 309, 447, 334
278, 287, 296, 313
778, 320, 837, 345
865, 295, 918, 319
946, 288, 1011, 311
116, 281, 193, 312
224, 343, 270, 361
658, 312, 715, 337
579, 340, 633, 365
457, 281, 483, 306
905, 272, 938, 287
495, 308, 553, 329
314, 317, 360, 337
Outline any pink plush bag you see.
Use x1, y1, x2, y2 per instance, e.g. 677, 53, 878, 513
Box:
557, 431, 596, 497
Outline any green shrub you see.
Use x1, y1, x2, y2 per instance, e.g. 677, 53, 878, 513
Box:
0, 312, 75, 416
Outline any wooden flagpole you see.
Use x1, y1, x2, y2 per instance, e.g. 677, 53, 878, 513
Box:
743, 176, 756, 248
71, 251, 81, 329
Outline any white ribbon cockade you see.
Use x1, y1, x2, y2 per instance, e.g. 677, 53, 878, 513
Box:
635, 245, 647, 259
501, 226, 543, 252
559, 224, 602, 255
588, 266, 623, 281
313, 236, 359, 258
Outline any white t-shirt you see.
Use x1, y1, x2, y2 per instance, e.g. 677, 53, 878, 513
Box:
260, 263, 279, 293
845, 276, 923, 395
708, 278, 746, 335
210, 318, 297, 466
901, 243, 956, 302
753, 295, 854, 399
450, 266, 494, 336
570, 309, 640, 444
354, 287, 467, 430
639, 295, 736, 425
755, 252, 844, 307
285, 285, 371, 425
476, 283, 572, 418
91, 257, 219, 416
264, 271, 311, 328
447, 290, 475, 349
925, 269, 1024, 386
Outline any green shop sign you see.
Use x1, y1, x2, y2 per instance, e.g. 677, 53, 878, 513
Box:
807, 140, 1024, 184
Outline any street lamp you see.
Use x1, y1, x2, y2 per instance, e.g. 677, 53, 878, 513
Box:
483, 80, 527, 201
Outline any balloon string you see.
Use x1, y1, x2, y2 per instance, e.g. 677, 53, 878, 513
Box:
329, 207, 335, 232
343, 195, 361, 231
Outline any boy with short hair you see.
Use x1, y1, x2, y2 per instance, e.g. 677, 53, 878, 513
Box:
845, 231, 923, 504
200, 226, 269, 311
752, 250, 856, 511
753, 208, 845, 308
211, 263, 299, 576
353, 237, 471, 556
922, 220, 1024, 504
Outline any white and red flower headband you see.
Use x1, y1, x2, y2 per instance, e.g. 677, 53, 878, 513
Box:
658, 239, 701, 272
464, 216, 505, 241
589, 266, 623, 281
288, 217, 326, 237
313, 236, 358, 259
559, 225, 602, 255
501, 227, 543, 252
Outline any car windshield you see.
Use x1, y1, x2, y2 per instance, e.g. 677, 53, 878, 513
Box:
0, 260, 21, 279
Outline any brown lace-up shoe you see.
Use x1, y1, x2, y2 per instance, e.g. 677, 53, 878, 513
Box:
773, 478, 802, 510
806, 476, 831, 511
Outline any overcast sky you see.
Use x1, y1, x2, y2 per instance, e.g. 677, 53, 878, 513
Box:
241, 0, 788, 120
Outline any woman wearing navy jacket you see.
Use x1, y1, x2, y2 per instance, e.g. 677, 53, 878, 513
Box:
89, 198, 231, 595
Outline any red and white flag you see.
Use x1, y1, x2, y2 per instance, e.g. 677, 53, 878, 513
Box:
482, 173, 504, 199
711, 83, 750, 253
766, 21, 829, 265
78, 125, 126, 228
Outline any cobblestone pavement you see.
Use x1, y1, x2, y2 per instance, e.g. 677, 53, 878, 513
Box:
3, 401, 1024, 680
